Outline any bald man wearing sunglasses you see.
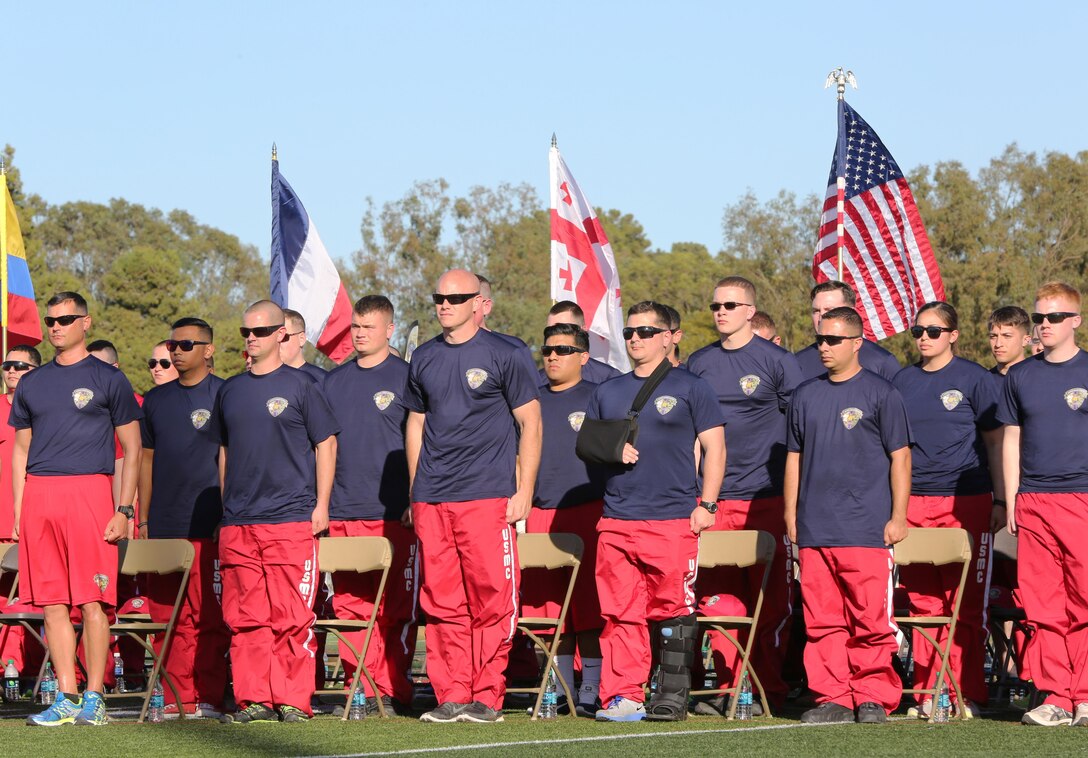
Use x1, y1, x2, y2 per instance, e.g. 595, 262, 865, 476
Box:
784, 306, 912, 725
211, 300, 340, 724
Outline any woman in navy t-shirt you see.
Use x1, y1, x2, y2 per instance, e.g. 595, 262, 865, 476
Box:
892, 301, 1004, 717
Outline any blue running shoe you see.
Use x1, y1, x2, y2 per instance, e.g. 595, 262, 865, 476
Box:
74, 690, 108, 726
27, 693, 82, 727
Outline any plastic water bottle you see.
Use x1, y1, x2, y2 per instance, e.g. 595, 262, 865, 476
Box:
113, 652, 126, 693
4, 660, 19, 702
540, 667, 558, 719
39, 663, 56, 705
349, 684, 366, 720
736, 670, 753, 720
932, 683, 951, 723
147, 680, 165, 723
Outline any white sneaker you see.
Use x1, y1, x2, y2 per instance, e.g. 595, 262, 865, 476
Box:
906, 698, 932, 720
1022, 703, 1073, 726
1072, 703, 1088, 727
958, 700, 981, 720
595, 696, 646, 722
193, 703, 223, 719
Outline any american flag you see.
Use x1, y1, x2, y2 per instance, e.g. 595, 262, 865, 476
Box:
814, 100, 944, 340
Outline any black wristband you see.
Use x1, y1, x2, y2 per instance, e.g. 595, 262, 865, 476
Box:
992, 499, 1006, 508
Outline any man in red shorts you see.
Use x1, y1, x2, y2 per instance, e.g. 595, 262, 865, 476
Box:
13, 291, 142, 727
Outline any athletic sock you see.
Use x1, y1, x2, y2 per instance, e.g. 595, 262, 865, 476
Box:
579, 658, 602, 703
62, 692, 80, 703
556, 655, 575, 697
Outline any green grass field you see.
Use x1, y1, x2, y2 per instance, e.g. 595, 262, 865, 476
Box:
2, 703, 1087, 757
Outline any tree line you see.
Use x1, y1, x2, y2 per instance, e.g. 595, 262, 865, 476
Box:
4, 143, 1087, 393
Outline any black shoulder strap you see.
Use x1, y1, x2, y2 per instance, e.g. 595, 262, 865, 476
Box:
628, 359, 672, 418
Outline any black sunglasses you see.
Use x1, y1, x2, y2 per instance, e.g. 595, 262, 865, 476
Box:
815, 333, 863, 347
1031, 311, 1079, 325
910, 325, 955, 339
708, 301, 752, 313
239, 324, 284, 339
541, 345, 587, 357
147, 358, 172, 370
622, 325, 669, 341
44, 314, 83, 327
1, 361, 33, 372
166, 339, 210, 352
431, 292, 479, 305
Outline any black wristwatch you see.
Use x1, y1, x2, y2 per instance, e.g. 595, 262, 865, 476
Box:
699, 500, 719, 514
117, 505, 135, 519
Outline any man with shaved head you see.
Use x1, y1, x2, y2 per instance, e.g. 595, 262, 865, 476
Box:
212, 299, 340, 723
406, 269, 542, 723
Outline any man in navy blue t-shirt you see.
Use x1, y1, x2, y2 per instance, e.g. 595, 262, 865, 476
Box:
214, 300, 340, 724
322, 295, 418, 714
784, 306, 911, 725
686, 275, 802, 713
794, 281, 900, 381
138, 316, 229, 718
587, 301, 725, 723
998, 282, 1088, 727
405, 269, 542, 724
541, 301, 623, 383
13, 291, 142, 727
522, 322, 606, 716
280, 309, 328, 384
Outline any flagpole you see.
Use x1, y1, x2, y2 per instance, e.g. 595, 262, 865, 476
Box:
825, 67, 857, 281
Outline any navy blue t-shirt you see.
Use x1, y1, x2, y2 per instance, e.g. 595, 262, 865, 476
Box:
534, 380, 606, 510
687, 337, 803, 499
997, 351, 1088, 493
141, 375, 225, 538
787, 370, 913, 548
10, 355, 143, 476
893, 358, 1000, 496
538, 358, 621, 386
587, 367, 724, 521
298, 362, 328, 385
323, 355, 410, 521
795, 339, 900, 381
405, 329, 540, 503
211, 365, 340, 525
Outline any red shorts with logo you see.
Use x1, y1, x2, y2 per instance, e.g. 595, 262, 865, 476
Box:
19, 474, 117, 608
521, 500, 603, 633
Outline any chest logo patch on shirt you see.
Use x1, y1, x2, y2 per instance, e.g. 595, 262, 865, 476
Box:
466, 368, 488, 389
266, 397, 289, 417
568, 412, 585, 431
373, 391, 395, 411
1065, 388, 1088, 410
655, 396, 678, 415
840, 407, 864, 430
940, 390, 963, 410
739, 374, 761, 397
191, 409, 211, 429
72, 388, 94, 409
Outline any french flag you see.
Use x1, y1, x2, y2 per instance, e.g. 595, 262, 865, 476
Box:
270, 154, 353, 363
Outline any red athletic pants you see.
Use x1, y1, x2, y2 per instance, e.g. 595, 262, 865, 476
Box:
800, 546, 901, 713
1016, 492, 1088, 711
412, 499, 518, 710
146, 538, 230, 709
596, 518, 698, 704
899, 493, 991, 705
696, 496, 792, 706
328, 519, 419, 703
219, 522, 318, 714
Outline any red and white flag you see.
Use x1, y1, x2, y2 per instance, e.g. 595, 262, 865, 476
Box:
549, 141, 629, 371
814, 100, 944, 340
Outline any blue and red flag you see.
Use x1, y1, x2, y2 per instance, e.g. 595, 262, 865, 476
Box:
270, 154, 353, 363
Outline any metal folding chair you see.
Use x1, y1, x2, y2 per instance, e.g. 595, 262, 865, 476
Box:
690, 529, 776, 719
894, 527, 972, 719
312, 536, 393, 720
986, 527, 1033, 702
506, 532, 583, 720
0, 543, 49, 699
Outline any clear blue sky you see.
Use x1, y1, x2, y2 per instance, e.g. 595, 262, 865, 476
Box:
5, 2, 1086, 267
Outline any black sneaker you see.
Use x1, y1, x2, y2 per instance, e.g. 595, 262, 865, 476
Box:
800, 702, 854, 724
220, 703, 278, 724
419, 701, 470, 723
279, 705, 310, 723
458, 701, 505, 723
856, 702, 886, 724
576, 698, 602, 718
691, 695, 725, 716
367, 695, 410, 717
